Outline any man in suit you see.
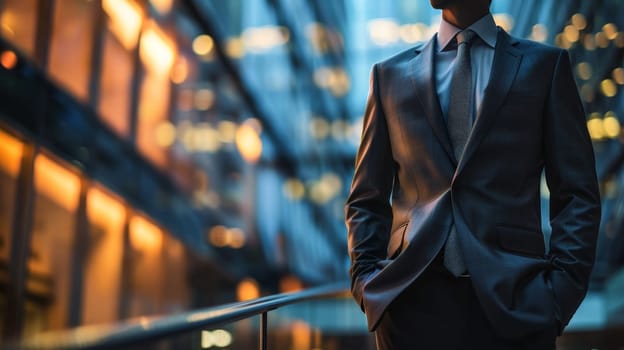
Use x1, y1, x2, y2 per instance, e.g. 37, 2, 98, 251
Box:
345, 0, 601, 348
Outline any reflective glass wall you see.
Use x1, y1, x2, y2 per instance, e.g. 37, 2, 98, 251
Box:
0, 0, 353, 342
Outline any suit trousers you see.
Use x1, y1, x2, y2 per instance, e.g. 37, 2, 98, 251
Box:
374, 256, 558, 350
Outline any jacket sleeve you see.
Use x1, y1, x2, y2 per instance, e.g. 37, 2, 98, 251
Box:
345, 64, 395, 310
544, 49, 601, 327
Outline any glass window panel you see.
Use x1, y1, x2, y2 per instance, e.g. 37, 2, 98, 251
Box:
102, 0, 143, 51
82, 186, 125, 325
136, 21, 175, 168
0, 0, 38, 56
161, 235, 189, 313
98, 29, 133, 137
27, 154, 80, 334
0, 128, 22, 263
137, 70, 171, 168
166, 49, 205, 193
47, 0, 96, 102
127, 215, 164, 317
0, 128, 23, 333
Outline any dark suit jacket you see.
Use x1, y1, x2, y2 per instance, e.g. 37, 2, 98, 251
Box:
345, 28, 601, 340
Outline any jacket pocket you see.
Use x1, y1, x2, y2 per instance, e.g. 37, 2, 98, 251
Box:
387, 222, 408, 259
496, 225, 546, 258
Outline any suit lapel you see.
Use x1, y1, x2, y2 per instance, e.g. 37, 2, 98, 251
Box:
410, 35, 456, 165
454, 29, 523, 179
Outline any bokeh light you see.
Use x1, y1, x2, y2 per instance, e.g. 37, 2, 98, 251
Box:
236, 278, 260, 301
0, 50, 17, 70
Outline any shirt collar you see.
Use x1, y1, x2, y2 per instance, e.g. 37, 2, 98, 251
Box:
437, 13, 497, 51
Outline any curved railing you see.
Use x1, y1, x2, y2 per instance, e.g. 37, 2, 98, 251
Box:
9, 283, 350, 350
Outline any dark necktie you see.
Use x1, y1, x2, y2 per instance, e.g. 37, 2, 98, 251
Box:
447, 29, 476, 160
444, 29, 476, 276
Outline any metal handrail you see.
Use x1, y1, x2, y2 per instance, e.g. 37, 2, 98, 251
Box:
10, 282, 350, 350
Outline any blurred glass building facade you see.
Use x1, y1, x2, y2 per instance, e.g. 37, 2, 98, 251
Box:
0, 0, 622, 348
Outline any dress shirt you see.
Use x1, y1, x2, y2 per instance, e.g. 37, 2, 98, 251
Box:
435, 13, 498, 123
